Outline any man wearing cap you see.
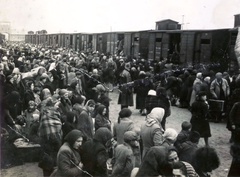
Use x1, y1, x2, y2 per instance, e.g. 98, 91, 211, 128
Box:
111, 131, 139, 177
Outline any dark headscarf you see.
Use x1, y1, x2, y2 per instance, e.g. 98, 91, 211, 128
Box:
64, 130, 83, 147
94, 127, 112, 147
97, 104, 106, 116
136, 146, 168, 176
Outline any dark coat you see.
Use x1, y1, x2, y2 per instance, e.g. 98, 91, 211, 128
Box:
118, 69, 134, 106
95, 114, 111, 132
111, 143, 135, 177
113, 118, 135, 144
1, 91, 21, 128
200, 81, 210, 99
135, 78, 152, 110
81, 128, 111, 177
54, 142, 82, 177
145, 95, 158, 114
191, 100, 211, 138
174, 130, 190, 151
136, 146, 169, 177
78, 109, 94, 139
178, 141, 198, 165
23, 89, 35, 110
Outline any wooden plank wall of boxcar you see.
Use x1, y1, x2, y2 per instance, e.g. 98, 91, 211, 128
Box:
200, 32, 212, 62
96, 34, 102, 53
92, 34, 97, 52
148, 32, 155, 60
211, 29, 230, 65
229, 30, 238, 62
155, 33, 163, 61
107, 33, 117, 54
81, 34, 87, 51
132, 32, 139, 59
180, 32, 195, 64
102, 33, 108, 54
124, 33, 132, 58
139, 31, 149, 59
161, 33, 169, 59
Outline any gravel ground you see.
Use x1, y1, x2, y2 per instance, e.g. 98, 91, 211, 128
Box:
1, 91, 232, 177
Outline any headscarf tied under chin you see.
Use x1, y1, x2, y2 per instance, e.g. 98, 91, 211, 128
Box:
94, 127, 112, 147
64, 129, 83, 147
146, 107, 165, 127
163, 128, 178, 141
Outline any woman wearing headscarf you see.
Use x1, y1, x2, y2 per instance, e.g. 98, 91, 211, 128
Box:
23, 80, 35, 111
22, 100, 40, 136
113, 108, 135, 144
51, 130, 84, 177
140, 107, 165, 158
95, 104, 111, 131
62, 112, 77, 141
112, 131, 139, 177
135, 146, 168, 177
190, 72, 203, 107
40, 88, 52, 112
77, 99, 95, 139
57, 89, 72, 123
161, 128, 178, 148
81, 127, 112, 177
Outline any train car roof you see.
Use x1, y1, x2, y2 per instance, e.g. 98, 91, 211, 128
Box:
155, 19, 179, 23
149, 28, 231, 33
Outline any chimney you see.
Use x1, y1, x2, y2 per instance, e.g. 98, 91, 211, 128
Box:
234, 14, 240, 27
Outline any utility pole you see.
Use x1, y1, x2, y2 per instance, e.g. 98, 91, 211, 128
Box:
181, 15, 184, 30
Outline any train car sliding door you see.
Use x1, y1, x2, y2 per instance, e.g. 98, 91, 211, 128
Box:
180, 32, 195, 64
169, 32, 181, 64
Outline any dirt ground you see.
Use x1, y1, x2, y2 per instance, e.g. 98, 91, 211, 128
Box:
1, 91, 232, 177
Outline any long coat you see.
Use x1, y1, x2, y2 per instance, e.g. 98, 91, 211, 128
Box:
135, 78, 152, 110
81, 139, 109, 177
118, 69, 134, 107
190, 100, 211, 138
210, 78, 230, 99
112, 143, 135, 177
113, 118, 135, 144
54, 142, 82, 177
136, 146, 169, 177
190, 78, 202, 106
178, 141, 198, 165
140, 122, 164, 158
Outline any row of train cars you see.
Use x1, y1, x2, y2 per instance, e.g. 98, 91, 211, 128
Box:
24, 20, 239, 70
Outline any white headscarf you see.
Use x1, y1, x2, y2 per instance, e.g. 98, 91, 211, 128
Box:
146, 107, 165, 126
163, 128, 178, 141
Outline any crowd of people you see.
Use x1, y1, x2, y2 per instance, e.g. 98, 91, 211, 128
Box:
0, 41, 240, 177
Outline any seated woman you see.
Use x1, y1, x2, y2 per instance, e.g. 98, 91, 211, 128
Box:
51, 130, 84, 177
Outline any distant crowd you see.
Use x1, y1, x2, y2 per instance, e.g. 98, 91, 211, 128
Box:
1, 41, 240, 177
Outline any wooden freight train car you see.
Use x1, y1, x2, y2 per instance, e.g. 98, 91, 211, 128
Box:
148, 29, 230, 65
124, 30, 150, 59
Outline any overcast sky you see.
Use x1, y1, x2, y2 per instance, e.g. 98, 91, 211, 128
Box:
0, 0, 240, 34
